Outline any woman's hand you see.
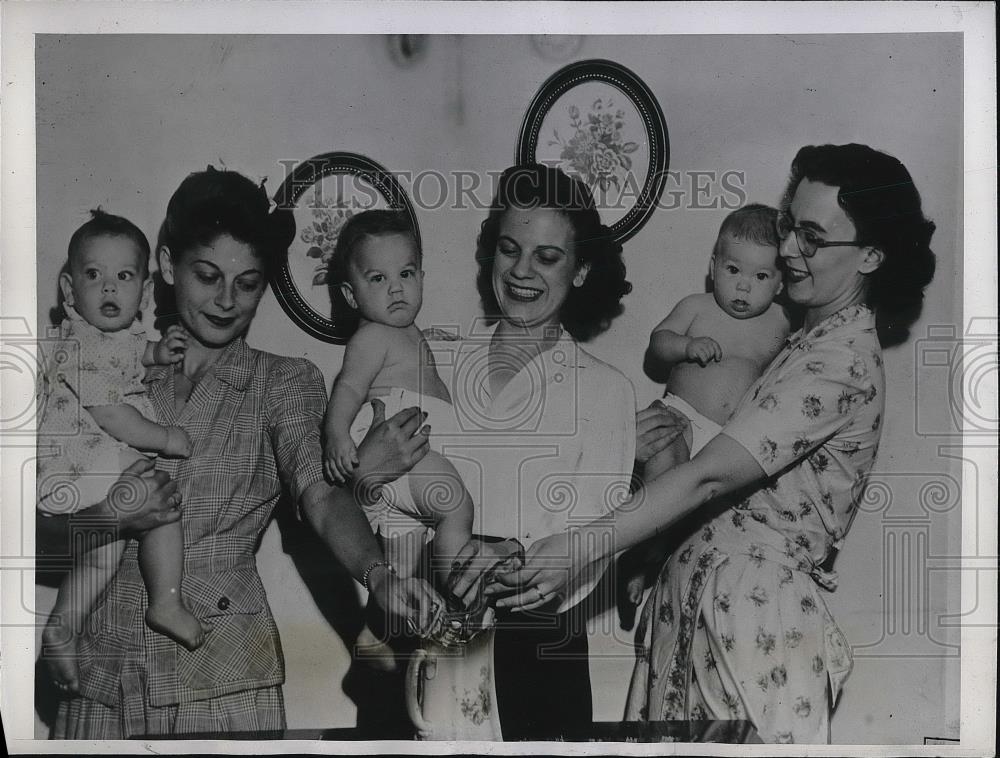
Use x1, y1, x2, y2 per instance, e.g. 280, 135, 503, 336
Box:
352, 400, 430, 500
643, 423, 691, 482
635, 401, 692, 485
366, 566, 444, 638
484, 532, 580, 612
101, 458, 182, 536
446, 538, 525, 610
37, 459, 181, 556
635, 400, 690, 466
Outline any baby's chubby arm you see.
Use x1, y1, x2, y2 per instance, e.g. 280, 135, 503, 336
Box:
87, 404, 191, 458
143, 325, 188, 367
323, 323, 390, 484
644, 294, 721, 379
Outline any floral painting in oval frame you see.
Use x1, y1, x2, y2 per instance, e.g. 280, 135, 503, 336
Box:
516, 59, 669, 243
271, 152, 420, 344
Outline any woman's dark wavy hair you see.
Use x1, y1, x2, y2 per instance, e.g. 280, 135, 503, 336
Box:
782, 144, 936, 347
475, 164, 632, 341
154, 166, 295, 328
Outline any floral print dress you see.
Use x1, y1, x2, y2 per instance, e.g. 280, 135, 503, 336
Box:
625, 304, 885, 744
37, 307, 153, 513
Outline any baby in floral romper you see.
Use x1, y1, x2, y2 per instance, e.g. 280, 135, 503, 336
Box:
39, 211, 203, 692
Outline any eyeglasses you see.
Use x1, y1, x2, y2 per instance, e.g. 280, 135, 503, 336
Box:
775, 212, 863, 258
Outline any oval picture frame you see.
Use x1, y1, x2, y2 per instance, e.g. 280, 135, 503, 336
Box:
516, 59, 669, 244
271, 152, 420, 344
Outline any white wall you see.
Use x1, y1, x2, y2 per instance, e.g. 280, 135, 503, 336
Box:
34, 33, 963, 742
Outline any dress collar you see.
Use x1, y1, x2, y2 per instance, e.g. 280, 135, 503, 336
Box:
472, 321, 582, 389
146, 336, 255, 391
786, 303, 875, 349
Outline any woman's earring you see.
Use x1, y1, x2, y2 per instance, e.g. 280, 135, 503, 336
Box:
159, 246, 175, 285
860, 246, 886, 274
58, 272, 75, 307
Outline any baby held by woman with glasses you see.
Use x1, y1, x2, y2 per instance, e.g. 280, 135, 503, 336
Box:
621, 204, 792, 608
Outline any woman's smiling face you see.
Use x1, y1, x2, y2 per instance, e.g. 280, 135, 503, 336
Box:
161, 234, 267, 348
780, 179, 872, 322
492, 207, 588, 331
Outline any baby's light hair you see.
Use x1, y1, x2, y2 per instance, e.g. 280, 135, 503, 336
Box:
68, 209, 151, 277
712, 203, 780, 259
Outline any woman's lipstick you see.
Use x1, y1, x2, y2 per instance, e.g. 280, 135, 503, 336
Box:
204, 313, 236, 328
504, 281, 543, 302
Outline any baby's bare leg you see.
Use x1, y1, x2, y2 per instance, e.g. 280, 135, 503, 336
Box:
139, 521, 205, 650
407, 452, 474, 585
43, 539, 124, 692
380, 528, 427, 580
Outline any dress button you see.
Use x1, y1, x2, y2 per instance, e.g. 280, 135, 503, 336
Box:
217, 596, 231, 611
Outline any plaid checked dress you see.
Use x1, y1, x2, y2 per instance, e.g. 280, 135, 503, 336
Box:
625, 304, 885, 744
54, 338, 327, 738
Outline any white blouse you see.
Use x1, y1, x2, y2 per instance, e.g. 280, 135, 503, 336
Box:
430, 320, 637, 611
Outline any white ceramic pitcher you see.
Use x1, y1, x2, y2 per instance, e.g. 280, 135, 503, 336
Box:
405, 624, 502, 741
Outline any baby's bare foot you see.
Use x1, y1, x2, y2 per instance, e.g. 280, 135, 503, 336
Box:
42, 611, 81, 694
354, 624, 397, 672
146, 601, 205, 650
163, 426, 192, 458
625, 573, 646, 605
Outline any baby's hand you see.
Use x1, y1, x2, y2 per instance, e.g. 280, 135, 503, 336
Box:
421, 327, 461, 341
323, 435, 359, 485
685, 336, 722, 366
162, 426, 192, 458
155, 325, 189, 365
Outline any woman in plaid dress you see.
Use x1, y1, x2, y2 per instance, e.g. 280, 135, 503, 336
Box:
489, 144, 937, 743
39, 168, 444, 738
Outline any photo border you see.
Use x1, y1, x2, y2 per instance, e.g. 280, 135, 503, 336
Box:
1, 2, 995, 756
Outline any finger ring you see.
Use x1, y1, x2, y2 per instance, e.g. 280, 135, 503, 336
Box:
536, 587, 546, 601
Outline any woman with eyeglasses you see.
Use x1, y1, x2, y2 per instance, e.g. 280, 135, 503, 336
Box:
486, 144, 937, 743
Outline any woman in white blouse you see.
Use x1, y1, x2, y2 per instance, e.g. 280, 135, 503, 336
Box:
434, 163, 664, 740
